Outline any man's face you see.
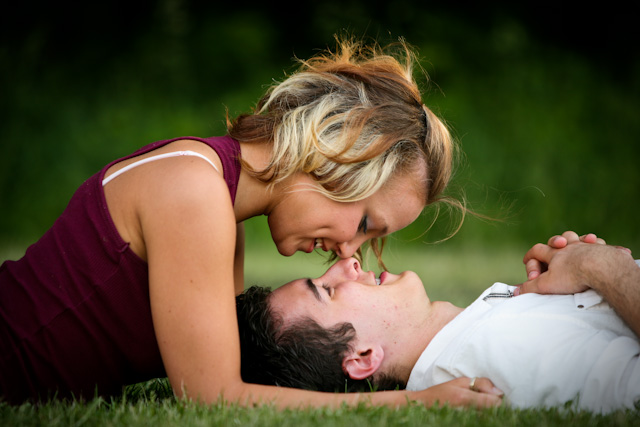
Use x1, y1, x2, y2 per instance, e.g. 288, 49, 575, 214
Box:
269, 258, 432, 347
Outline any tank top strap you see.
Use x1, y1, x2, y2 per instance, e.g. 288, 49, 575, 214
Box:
102, 150, 219, 186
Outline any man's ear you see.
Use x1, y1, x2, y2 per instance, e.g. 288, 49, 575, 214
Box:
342, 344, 384, 380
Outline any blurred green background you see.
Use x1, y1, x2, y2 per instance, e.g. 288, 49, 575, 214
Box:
1, 1, 638, 304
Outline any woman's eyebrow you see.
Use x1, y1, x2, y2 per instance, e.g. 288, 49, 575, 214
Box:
305, 278, 323, 302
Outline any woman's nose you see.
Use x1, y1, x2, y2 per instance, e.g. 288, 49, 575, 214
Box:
335, 240, 360, 259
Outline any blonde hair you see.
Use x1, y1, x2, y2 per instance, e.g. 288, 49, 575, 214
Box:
228, 36, 459, 264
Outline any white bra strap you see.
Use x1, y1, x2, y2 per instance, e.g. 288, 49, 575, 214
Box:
102, 150, 219, 186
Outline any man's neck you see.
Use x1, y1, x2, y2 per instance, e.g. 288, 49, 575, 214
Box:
392, 301, 463, 384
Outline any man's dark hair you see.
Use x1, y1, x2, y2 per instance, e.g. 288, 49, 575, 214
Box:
235, 286, 406, 392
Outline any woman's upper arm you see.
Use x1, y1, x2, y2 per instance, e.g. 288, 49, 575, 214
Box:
138, 158, 242, 401
234, 223, 245, 295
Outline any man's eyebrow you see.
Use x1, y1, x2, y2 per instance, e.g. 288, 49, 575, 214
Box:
305, 278, 323, 302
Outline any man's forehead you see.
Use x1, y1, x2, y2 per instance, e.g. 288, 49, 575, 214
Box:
270, 279, 330, 327
271, 279, 319, 310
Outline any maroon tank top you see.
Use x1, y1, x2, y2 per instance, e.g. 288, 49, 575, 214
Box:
0, 136, 241, 403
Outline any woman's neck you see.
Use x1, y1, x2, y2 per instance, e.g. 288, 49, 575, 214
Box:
233, 140, 282, 222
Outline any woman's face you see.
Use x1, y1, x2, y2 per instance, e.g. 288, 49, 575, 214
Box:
267, 170, 425, 257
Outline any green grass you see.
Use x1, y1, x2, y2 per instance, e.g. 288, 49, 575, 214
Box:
1, 379, 638, 427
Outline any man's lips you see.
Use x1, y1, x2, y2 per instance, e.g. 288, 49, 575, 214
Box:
379, 271, 389, 285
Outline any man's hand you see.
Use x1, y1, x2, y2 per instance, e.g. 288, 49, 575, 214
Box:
519, 241, 616, 296
524, 231, 606, 281
515, 240, 640, 337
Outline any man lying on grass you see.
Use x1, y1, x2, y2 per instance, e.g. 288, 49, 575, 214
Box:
236, 238, 640, 413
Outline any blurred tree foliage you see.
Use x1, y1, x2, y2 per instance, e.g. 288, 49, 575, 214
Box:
1, 1, 638, 253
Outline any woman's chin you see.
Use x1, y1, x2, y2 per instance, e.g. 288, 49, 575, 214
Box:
274, 243, 295, 257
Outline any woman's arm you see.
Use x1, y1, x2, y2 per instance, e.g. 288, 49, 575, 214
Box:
136, 156, 502, 409
222, 376, 502, 409
235, 223, 245, 295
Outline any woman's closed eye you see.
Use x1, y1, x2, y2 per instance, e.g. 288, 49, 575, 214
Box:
358, 215, 369, 235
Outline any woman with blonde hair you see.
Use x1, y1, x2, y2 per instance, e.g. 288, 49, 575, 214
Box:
1, 36, 510, 408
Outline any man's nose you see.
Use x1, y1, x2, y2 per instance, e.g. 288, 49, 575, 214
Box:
324, 257, 360, 281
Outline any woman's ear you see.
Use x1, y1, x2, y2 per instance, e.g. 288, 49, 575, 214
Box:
342, 344, 384, 380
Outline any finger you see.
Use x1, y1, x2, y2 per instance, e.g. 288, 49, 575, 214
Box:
468, 376, 503, 396
525, 258, 543, 280
465, 390, 504, 408
450, 377, 504, 408
513, 279, 541, 296
522, 243, 554, 266
561, 230, 580, 243
547, 235, 567, 248
613, 245, 633, 255
514, 269, 563, 295
580, 233, 606, 245
516, 274, 587, 296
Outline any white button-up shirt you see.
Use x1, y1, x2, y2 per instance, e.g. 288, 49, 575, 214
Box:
407, 271, 640, 413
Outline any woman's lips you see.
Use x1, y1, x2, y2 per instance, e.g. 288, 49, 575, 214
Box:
308, 238, 324, 253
